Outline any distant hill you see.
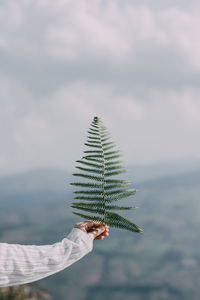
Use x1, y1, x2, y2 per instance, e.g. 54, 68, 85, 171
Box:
0, 168, 71, 192
0, 164, 199, 192
0, 166, 200, 299
0, 167, 199, 207
139, 169, 200, 189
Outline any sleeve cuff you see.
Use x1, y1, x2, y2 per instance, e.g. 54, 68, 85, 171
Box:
67, 227, 93, 252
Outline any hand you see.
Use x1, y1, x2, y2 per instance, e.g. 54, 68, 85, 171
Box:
75, 220, 109, 240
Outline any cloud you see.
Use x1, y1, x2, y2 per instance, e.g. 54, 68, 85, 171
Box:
0, 0, 200, 176
0, 78, 200, 176
1, 0, 200, 94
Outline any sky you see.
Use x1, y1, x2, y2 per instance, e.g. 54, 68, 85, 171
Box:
0, 0, 200, 176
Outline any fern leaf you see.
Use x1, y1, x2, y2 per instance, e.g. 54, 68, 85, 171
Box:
86, 140, 101, 145
74, 190, 103, 195
72, 212, 105, 223
87, 136, 101, 140
83, 157, 104, 163
84, 143, 102, 149
72, 173, 103, 181
72, 202, 136, 211
105, 205, 136, 211
104, 170, 127, 177
104, 154, 122, 160
105, 190, 136, 202
104, 151, 120, 156
76, 160, 103, 169
105, 165, 126, 171
75, 166, 104, 175
70, 182, 102, 189
83, 150, 103, 154
105, 160, 123, 166
101, 133, 111, 139
83, 154, 104, 159
87, 131, 99, 136
90, 124, 99, 130
72, 205, 105, 215
104, 179, 130, 184
103, 145, 116, 152
105, 188, 136, 195
101, 137, 111, 142
105, 211, 143, 233
70, 116, 143, 233
74, 196, 104, 201
89, 128, 99, 133
102, 142, 115, 147
104, 183, 131, 190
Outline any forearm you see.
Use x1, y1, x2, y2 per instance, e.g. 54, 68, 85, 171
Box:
0, 228, 93, 287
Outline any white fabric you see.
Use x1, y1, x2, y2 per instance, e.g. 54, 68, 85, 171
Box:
0, 228, 93, 287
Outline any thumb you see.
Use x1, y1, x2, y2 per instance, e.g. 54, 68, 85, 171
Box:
88, 225, 105, 240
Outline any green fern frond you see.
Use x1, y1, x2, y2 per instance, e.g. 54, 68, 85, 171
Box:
105, 212, 143, 233
83, 157, 104, 163
72, 173, 104, 181
71, 202, 136, 211
86, 140, 101, 145
83, 150, 103, 154
104, 151, 121, 156
83, 154, 104, 159
72, 211, 105, 223
105, 160, 123, 166
70, 116, 143, 233
104, 179, 130, 184
104, 170, 127, 177
101, 133, 111, 139
105, 188, 136, 195
84, 143, 102, 148
105, 165, 125, 171
74, 196, 104, 201
105, 190, 136, 203
102, 142, 115, 147
74, 190, 103, 195
87, 136, 101, 140
76, 160, 103, 169
105, 205, 136, 211
72, 205, 105, 215
89, 128, 99, 133
101, 137, 111, 142
104, 154, 122, 160
70, 182, 103, 189
104, 146, 117, 152
90, 124, 99, 129
87, 131, 99, 136
75, 166, 104, 174
104, 183, 131, 190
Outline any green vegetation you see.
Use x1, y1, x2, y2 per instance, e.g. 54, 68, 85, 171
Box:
71, 116, 143, 233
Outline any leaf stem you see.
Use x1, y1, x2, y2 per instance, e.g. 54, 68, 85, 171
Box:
99, 122, 106, 223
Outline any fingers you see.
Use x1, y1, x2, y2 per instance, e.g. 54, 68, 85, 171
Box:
94, 229, 109, 240
91, 225, 105, 237
90, 224, 109, 240
74, 220, 94, 232
74, 220, 109, 240
95, 235, 105, 240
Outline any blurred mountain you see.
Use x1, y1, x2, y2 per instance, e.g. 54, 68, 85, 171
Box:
0, 158, 199, 196
127, 157, 200, 183
0, 164, 200, 299
0, 168, 70, 193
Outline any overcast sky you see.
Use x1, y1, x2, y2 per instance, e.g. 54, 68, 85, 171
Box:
0, 0, 200, 176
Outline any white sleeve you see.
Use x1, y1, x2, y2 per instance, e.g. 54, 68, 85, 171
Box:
0, 228, 93, 287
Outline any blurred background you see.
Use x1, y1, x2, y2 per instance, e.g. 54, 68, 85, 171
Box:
0, 0, 200, 299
